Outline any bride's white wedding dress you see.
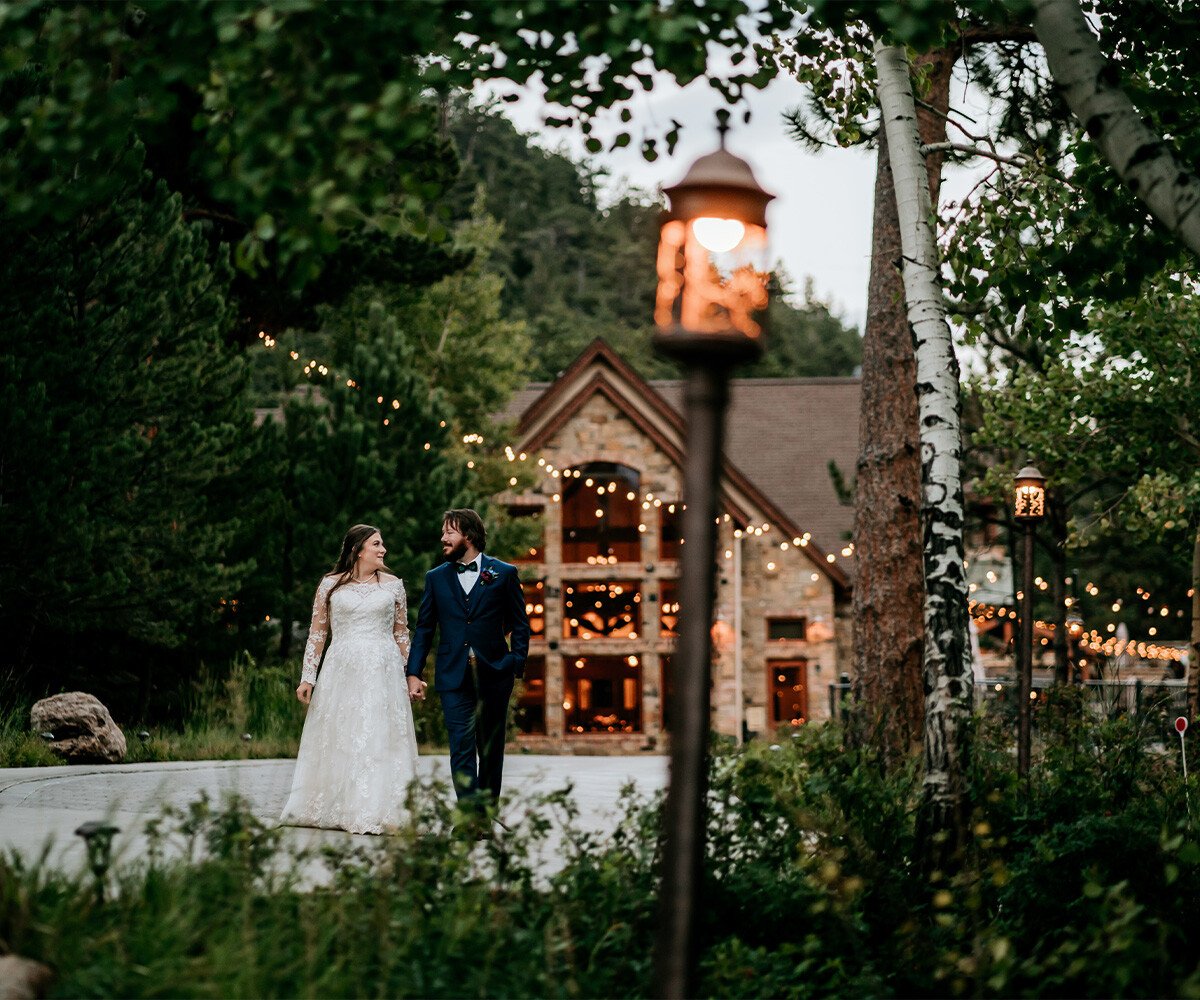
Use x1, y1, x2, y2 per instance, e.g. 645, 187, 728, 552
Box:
280, 574, 418, 834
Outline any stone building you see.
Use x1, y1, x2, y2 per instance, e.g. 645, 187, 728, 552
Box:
496, 340, 860, 752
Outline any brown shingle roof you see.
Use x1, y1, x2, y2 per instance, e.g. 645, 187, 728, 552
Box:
500, 369, 860, 566
653, 377, 860, 561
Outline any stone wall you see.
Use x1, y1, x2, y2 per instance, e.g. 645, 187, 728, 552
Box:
508, 391, 846, 752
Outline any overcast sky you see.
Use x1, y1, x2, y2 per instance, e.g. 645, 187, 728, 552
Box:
484, 59, 996, 336
484, 71, 877, 331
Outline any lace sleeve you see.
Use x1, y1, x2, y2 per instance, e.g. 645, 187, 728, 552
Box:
392, 579, 411, 666
301, 577, 336, 685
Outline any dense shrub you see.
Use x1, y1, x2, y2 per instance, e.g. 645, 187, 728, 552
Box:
4, 713, 1200, 997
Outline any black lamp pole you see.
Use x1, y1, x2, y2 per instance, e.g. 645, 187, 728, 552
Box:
649, 119, 773, 999
1018, 518, 1036, 777
654, 364, 729, 998
1014, 465, 1045, 780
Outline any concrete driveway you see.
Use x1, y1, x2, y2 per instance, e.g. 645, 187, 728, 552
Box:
0, 753, 668, 876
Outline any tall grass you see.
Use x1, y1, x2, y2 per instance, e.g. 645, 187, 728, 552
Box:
1, 654, 305, 768
2, 652, 450, 768
0, 700, 62, 767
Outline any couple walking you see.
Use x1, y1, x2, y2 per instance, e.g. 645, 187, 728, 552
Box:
280, 508, 530, 835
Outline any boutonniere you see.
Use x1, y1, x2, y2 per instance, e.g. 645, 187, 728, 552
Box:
479, 567, 498, 586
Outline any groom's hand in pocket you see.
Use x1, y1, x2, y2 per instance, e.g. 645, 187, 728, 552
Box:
407, 675, 427, 701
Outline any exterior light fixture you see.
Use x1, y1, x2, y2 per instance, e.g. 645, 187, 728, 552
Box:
1013, 465, 1047, 522
653, 112, 774, 1000
654, 111, 775, 362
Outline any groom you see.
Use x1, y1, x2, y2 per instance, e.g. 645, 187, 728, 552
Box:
407, 508, 530, 809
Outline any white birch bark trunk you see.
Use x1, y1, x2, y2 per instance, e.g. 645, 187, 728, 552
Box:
1033, 0, 1200, 257
873, 39, 974, 850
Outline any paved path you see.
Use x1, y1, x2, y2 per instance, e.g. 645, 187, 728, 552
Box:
0, 755, 667, 877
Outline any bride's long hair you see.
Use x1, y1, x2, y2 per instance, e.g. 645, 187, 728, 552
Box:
326, 523, 391, 612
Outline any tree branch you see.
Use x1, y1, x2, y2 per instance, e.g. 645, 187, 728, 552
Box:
1033, 0, 1200, 258
920, 141, 1029, 165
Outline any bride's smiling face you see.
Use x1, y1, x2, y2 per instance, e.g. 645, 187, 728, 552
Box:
356, 532, 386, 573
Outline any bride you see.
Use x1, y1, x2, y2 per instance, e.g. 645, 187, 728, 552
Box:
280, 523, 426, 834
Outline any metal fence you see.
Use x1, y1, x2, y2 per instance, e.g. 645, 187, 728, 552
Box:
828, 677, 1188, 730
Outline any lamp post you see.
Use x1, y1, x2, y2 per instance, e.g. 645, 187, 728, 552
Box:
652, 114, 774, 1000
1014, 465, 1046, 778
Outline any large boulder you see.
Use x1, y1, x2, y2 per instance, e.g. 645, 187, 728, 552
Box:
30, 692, 127, 763
0, 955, 54, 999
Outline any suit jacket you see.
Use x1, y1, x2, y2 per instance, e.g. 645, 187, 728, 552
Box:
406, 554, 530, 692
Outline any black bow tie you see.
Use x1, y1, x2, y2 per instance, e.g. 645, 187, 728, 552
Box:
457, 561, 478, 574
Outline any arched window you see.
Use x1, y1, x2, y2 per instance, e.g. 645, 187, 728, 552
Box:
561, 462, 641, 564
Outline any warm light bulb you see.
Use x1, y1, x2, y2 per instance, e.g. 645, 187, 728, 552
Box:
692, 217, 745, 253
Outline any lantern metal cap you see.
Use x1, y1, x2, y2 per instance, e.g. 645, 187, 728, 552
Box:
663, 146, 775, 227
1014, 465, 1045, 485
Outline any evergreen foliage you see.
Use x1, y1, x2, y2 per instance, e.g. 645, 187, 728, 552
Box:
0, 0, 788, 298
0, 171, 259, 713
446, 103, 862, 381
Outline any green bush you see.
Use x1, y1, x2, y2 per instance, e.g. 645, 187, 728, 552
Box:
0, 700, 61, 768
5, 710, 1200, 996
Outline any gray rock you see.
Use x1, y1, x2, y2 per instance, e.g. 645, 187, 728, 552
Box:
30, 692, 127, 763
0, 955, 54, 999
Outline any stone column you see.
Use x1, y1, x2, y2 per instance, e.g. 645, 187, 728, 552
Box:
639, 496, 661, 742
543, 494, 565, 739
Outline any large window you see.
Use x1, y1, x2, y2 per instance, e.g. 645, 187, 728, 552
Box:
767, 617, 808, 642
660, 581, 680, 637
561, 462, 641, 564
659, 502, 682, 560
769, 660, 809, 728
563, 655, 642, 733
523, 580, 546, 639
514, 656, 546, 735
563, 581, 642, 640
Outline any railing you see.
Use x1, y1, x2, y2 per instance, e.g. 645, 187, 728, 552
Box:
828, 677, 1188, 729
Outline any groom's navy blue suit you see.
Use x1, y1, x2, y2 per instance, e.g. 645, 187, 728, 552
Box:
407, 553, 530, 802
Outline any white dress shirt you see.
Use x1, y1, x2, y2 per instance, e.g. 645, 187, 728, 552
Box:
458, 552, 483, 663
457, 551, 482, 594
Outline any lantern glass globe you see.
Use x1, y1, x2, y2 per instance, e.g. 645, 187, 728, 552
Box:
692, 217, 746, 253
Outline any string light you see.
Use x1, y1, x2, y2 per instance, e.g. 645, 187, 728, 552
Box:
259, 334, 1192, 612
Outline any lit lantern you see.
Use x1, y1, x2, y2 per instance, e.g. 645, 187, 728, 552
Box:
1013, 466, 1046, 522
654, 120, 775, 361
1065, 609, 1085, 639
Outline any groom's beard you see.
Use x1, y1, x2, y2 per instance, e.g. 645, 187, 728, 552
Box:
444, 540, 469, 563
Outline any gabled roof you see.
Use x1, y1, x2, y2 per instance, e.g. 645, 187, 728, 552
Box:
505, 339, 859, 590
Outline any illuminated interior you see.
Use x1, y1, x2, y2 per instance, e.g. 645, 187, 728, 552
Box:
523, 580, 545, 639
563, 655, 642, 734
769, 660, 808, 727
659, 502, 682, 560
514, 655, 546, 735
660, 580, 680, 637
563, 581, 642, 640
561, 462, 641, 564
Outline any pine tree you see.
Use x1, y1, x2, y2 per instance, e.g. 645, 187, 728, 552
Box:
0, 172, 259, 712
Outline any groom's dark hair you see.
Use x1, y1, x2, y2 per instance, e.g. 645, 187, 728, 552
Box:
444, 508, 486, 552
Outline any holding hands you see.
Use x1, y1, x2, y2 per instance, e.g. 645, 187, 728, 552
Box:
407, 675, 428, 702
